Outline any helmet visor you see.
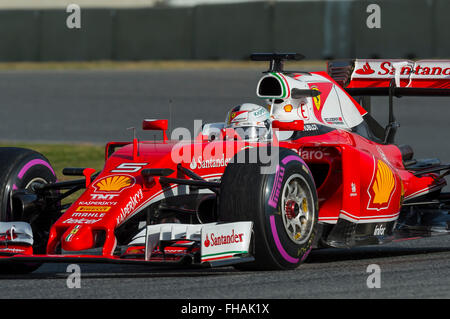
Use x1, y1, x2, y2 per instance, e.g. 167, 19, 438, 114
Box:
234, 126, 269, 141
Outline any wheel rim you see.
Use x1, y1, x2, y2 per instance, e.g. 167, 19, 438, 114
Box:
20, 177, 50, 253
280, 173, 315, 245
25, 177, 48, 190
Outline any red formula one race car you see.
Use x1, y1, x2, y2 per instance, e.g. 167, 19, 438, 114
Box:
1, 53, 450, 273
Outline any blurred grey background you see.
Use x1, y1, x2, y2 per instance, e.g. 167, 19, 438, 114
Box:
0, 0, 448, 61
0, 0, 448, 164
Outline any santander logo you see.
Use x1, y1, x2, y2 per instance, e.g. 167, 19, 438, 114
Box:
190, 155, 231, 170
204, 230, 244, 247
355, 62, 375, 75
353, 60, 450, 79
204, 235, 211, 247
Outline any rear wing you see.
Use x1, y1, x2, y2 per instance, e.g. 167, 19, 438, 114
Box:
327, 59, 450, 96
328, 59, 450, 145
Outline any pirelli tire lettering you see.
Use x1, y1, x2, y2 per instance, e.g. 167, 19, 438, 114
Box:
218, 147, 318, 270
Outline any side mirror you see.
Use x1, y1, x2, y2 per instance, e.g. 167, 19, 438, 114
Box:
291, 88, 321, 99
272, 120, 304, 131
142, 119, 168, 142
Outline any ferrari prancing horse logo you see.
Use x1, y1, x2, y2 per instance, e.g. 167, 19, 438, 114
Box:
307, 82, 333, 123
311, 86, 321, 111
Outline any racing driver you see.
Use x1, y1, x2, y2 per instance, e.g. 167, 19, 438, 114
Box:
224, 103, 272, 142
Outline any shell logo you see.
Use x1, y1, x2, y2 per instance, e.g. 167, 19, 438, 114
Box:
398, 180, 405, 208
93, 175, 135, 192
368, 159, 396, 210
284, 104, 293, 112
372, 160, 395, 204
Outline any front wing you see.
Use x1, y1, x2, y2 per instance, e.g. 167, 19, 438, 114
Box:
0, 221, 254, 268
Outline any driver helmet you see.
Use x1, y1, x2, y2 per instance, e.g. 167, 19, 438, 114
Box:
225, 103, 271, 141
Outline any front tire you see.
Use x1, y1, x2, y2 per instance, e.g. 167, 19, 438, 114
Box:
218, 147, 318, 270
0, 147, 57, 273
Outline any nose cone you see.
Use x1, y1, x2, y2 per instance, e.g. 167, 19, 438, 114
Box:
61, 225, 95, 252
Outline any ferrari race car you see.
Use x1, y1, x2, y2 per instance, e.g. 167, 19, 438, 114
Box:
1, 53, 450, 273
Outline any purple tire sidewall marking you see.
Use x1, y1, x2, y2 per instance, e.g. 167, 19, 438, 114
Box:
301, 246, 312, 262
269, 215, 299, 264
18, 159, 55, 180
281, 155, 312, 176
268, 153, 313, 264
281, 155, 302, 165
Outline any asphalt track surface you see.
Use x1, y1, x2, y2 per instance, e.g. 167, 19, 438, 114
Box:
1, 68, 450, 299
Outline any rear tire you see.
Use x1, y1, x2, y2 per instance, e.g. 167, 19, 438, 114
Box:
0, 147, 57, 274
218, 147, 318, 270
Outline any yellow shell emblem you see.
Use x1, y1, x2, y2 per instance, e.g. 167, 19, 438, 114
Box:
372, 160, 395, 204
94, 175, 134, 192
284, 104, 293, 112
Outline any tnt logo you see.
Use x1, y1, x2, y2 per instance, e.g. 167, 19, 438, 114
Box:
91, 194, 119, 200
